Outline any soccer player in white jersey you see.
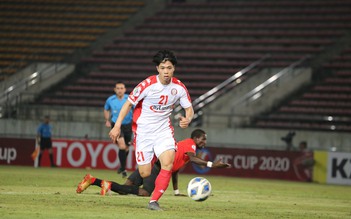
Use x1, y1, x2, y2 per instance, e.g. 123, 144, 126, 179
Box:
109, 50, 194, 211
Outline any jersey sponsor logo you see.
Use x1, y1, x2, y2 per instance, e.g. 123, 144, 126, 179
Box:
150, 104, 173, 113
171, 88, 178, 95
132, 86, 141, 97
191, 145, 196, 151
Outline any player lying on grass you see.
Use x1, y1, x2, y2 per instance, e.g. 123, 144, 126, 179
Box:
76, 129, 231, 196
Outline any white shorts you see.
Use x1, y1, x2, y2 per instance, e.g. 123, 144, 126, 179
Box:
134, 129, 176, 165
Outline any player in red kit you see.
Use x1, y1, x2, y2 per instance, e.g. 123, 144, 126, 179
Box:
76, 129, 231, 198
109, 50, 194, 210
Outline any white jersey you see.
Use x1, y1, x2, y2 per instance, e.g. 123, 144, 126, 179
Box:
128, 75, 192, 134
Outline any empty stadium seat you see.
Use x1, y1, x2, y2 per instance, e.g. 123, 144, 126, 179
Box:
0, 0, 144, 80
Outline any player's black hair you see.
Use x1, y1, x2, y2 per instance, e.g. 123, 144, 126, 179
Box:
152, 50, 178, 66
191, 129, 206, 138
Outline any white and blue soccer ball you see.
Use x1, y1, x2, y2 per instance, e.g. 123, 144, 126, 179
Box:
187, 177, 212, 201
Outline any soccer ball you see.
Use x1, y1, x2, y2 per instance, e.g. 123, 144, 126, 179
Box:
187, 177, 212, 201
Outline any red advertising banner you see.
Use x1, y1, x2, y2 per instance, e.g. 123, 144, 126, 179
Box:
40, 139, 138, 171
180, 147, 311, 182
0, 138, 35, 166
1, 138, 311, 182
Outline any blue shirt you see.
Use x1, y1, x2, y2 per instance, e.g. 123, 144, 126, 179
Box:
104, 94, 133, 124
37, 123, 52, 138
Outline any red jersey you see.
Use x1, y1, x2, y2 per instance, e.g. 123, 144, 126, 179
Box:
172, 138, 197, 172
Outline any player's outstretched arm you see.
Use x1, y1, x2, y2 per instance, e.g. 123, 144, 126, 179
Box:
212, 159, 231, 169
187, 152, 231, 169
171, 171, 179, 191
187, 152, 208, 166
171, 171, 187, 196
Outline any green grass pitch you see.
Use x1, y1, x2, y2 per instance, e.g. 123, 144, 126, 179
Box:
1, 166, 350, 219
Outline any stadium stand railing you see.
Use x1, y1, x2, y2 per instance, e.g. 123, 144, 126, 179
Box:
0, 63, 73, 118
253, 48, 351, 132
194, 56, 310, 128
172, 54, 271, 125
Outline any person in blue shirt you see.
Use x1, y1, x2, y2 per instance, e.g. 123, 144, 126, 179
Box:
104, 82, 133, 178
36, 115, 56, 167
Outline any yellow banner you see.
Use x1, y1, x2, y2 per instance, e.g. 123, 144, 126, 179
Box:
313, 151, 328, 184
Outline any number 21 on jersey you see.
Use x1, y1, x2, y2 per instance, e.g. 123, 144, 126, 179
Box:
136, 151, 145, 162
158, 95, 168, 105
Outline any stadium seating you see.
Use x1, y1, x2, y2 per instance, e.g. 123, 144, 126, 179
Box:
4, 0, 351, 132
253, 46, 351, 132
0, 0, 144, 80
